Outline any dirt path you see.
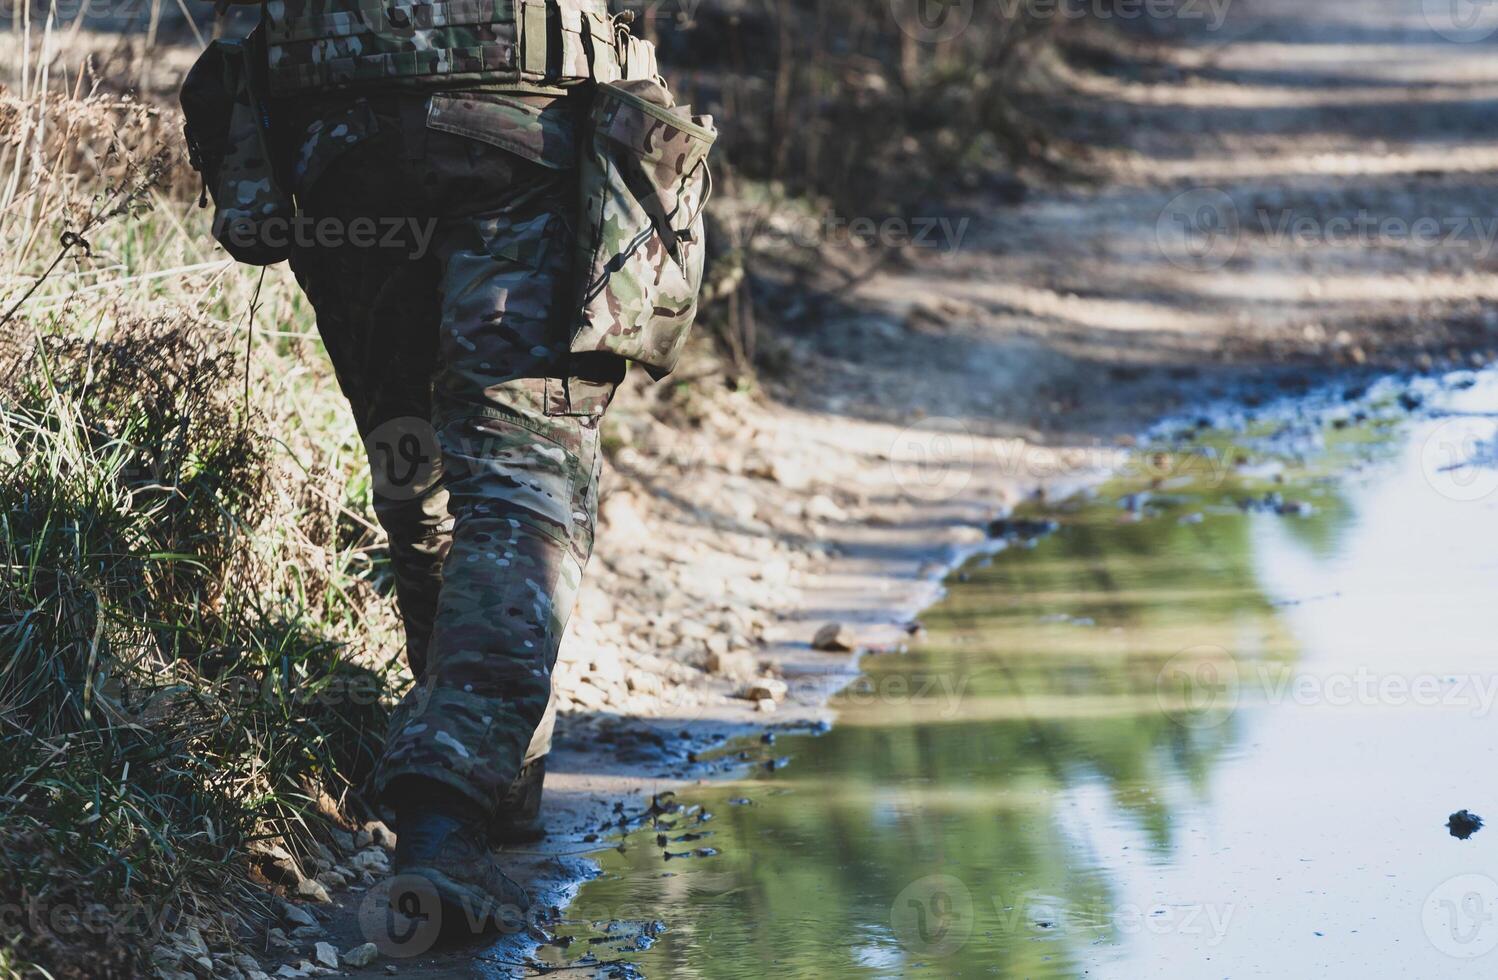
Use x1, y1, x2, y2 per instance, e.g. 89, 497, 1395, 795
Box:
273, 2, 1498, 976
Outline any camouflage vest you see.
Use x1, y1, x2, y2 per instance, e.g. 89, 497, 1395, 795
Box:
264, 0, 639, 95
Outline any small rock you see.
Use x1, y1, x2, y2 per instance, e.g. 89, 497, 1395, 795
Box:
349, 849, 390, 873
363, 821, 396, 848
705, 649, 757, 680
570, 680, 608, 710
279, 902, 317, 929
312, 942, 339, 969
805, 494, 847, 522
342, 943, 379, 968
296, 878, 332, 904
274, 967, 306, 979
627, 670, 664, 696
1449, 809, 1484, 840
742, 678, 788, 703
756, 698, 778, 713
811, 622, 855, 652
985, 517, 1059, 540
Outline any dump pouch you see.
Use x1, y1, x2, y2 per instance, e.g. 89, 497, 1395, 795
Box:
570, 79, 717, 380
181, 26, 295, 266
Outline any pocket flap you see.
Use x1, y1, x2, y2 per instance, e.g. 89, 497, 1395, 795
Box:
594, 81, 716, 177
427, 93, 576, 170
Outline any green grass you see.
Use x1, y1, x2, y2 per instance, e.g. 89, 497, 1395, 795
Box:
0, 70, 405, 978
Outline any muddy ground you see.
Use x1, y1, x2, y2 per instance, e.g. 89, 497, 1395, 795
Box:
240, 0, 1498, 975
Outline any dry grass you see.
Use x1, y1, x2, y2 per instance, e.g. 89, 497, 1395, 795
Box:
1, 20, 404, 980
0, 4, 1070, 974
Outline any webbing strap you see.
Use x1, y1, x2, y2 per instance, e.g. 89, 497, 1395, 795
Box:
520, 0, 549, 77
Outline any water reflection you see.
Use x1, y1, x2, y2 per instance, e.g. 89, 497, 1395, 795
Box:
549, 374, 1498, 978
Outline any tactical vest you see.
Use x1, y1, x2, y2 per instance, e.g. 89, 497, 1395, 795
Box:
264, 0, 655, 96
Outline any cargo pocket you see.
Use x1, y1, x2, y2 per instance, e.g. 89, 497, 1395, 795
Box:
426, 93, 577, 170
543, 373, 620, 419
182, 28, 297, 266
571, 79, 717, 381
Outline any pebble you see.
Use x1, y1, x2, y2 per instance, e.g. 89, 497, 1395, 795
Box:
811, 622, 855, 652
805, 494, 847, 522
296, 878, 332, 904
705, 649, 757, 680
343, 943, 379, 968
349, 848, 390, 873
742, 678, 788, 703
312, 942, 339, 969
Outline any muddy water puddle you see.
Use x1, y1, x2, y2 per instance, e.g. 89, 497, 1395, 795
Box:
542, 370, 1498, 978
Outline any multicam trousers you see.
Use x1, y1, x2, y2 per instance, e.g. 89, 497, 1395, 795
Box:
286, 89, 622, 815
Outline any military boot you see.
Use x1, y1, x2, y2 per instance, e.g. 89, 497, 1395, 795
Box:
390, 781, 529, 937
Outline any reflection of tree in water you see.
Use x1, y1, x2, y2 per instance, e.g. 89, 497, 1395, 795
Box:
562, 459, 1356, 979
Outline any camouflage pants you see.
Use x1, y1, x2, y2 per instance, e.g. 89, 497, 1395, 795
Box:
286, 90, 621, 815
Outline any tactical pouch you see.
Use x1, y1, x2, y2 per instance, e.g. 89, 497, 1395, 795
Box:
181, 26, 294, 266
570, 79, 717, 380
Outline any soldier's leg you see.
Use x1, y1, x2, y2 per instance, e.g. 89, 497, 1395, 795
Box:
372, 122, 621, 813
287, 156, 450, 680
